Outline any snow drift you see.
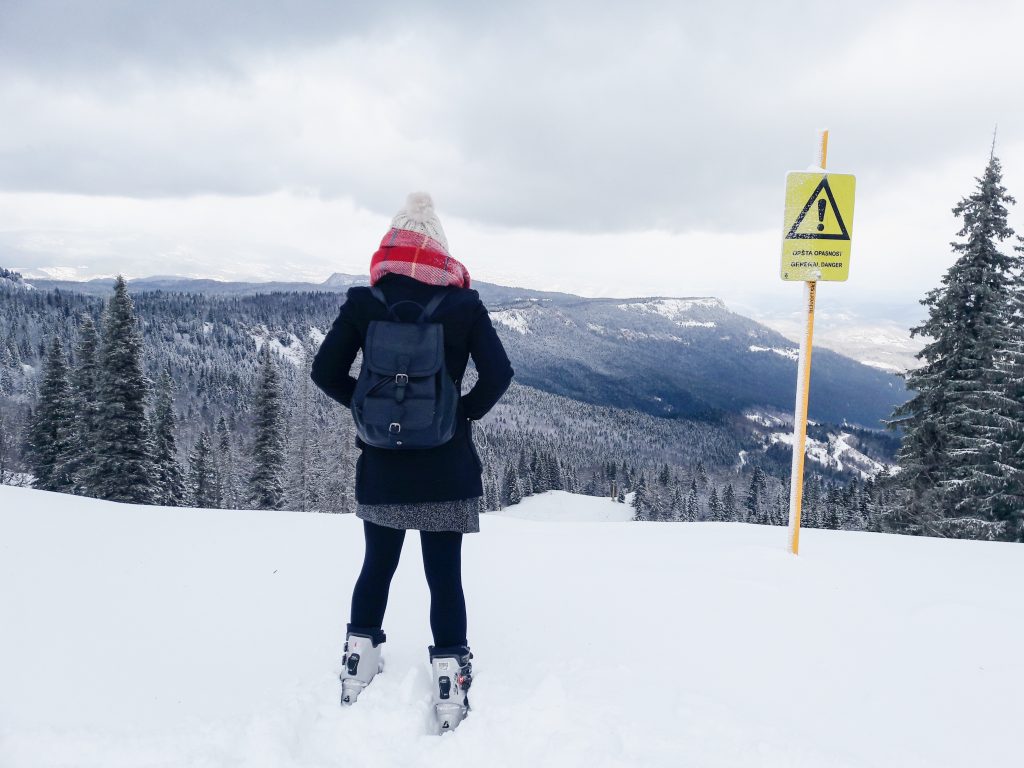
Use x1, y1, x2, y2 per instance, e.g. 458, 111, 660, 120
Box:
0, 486, 1021, 767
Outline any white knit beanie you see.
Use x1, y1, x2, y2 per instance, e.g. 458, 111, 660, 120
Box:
389, 192, 449, 253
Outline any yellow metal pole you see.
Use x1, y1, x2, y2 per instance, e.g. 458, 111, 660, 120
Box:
787, 129, 827, 555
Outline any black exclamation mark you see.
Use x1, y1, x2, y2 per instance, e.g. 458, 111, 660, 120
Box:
817, 198, 826, 231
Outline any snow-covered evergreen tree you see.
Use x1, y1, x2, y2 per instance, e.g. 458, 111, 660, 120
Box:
631, 472, 650, 521
215, 416, 241, 509
658, 463, 671, 486
90, 276, 157, 504
248, 344, 286, 510
669, 486, 683, 521
707, 486, 722, 521
67, 316, 101, 494
27, 337, 76, 492
722, 483, 737, 521
976, 251, 1024, 539
822, 486, 842, 530
503, 461, 523, 507
518, 449, 534, 497
685, 479, 700, 522
889, 150, 1020, 535
286, 342, 317, 513
188, 431, 219, 508
152, 370, 186, 506
0, 405, 29, 485
745, 467, 767, 524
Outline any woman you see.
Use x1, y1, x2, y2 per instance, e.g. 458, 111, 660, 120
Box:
310, 192, 513, 731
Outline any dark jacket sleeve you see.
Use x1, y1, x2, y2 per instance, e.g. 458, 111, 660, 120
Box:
310, 292, 362, 408
460, 302, 514, 420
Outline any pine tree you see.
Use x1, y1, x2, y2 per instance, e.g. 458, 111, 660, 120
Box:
518, 449, 534, 496
631, 472, 650, 521
503, 461, 523, 507
286, 343, 317, 513
215, 416, 241, 509
769, 491, 785, 526
91, 276, 157, 504
658, 463, 671, 486
707, 486, 722, 521
548, 453, 564, 491
888, 149, 1020, 534
745, 468, 767, 524
722, 483, 738, 521
188, 431, 219, 507
685, 479, 700, 522
822, 486, 842, 529
696, 461, 709, 489
0, 406, 29, 485
151, 370, 187, 506
0, 346, 13, 397
248, 343, 286, 510
67, 316, 102, 494
667, 487, 682, 521
979, 257, 1024, 539
27, 337, 76, 492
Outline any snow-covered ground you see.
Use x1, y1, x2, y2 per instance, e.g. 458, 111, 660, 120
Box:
494, 489, 634, 523
1, 486, 1021, 768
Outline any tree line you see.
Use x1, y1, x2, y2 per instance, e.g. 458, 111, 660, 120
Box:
22, 276, 290, 509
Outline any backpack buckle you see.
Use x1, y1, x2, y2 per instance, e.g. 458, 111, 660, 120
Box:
389, 422, 401, 433
395, 373, 409, 385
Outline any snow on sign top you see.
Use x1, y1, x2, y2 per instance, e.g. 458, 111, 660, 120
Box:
780, 171, 856, 282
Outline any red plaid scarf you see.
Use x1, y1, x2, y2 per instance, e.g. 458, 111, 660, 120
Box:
369, 228, 471, 289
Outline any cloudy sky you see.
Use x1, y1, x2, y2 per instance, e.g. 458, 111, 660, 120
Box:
1, 0, 1022, 316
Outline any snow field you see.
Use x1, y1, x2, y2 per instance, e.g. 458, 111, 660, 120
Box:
1, 486, 1022, 767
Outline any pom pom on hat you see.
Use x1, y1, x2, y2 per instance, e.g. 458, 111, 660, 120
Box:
389, 191, 449, 254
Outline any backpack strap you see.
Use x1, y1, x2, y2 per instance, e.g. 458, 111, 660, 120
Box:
417, 288, 452, 323
370, 284, 452, 323
369, 286, 389, 309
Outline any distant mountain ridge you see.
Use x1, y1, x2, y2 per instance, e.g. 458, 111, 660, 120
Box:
23, 271, 906, 428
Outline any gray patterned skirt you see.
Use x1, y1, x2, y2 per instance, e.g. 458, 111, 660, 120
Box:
356, 496, 483, 534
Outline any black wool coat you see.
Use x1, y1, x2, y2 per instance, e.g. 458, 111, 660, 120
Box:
310, 272, 514, 505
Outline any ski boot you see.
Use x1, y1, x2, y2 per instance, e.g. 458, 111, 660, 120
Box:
340, 628, 385, 705
429, 644, 473, 733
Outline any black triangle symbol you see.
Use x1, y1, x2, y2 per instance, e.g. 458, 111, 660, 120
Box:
786, 177, 850, 241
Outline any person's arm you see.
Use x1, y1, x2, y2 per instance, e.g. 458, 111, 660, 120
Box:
461, 302, 514, 420
310, 293, 361, 407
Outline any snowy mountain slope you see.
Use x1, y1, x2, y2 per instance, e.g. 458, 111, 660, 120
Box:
23, 272, 905, 428
743, 409, 893, 478
2, 486, 1021, 768
485, 294, 904, 428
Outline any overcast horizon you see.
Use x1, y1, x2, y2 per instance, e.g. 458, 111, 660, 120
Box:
2, 0, 1023, 317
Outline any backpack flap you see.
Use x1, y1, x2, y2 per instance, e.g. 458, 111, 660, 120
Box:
364, 320, 444, 377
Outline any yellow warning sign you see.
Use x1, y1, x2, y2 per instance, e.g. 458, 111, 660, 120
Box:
781, 172, 855, 281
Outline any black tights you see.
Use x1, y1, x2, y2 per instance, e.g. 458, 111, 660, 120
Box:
349, 520, 467, 648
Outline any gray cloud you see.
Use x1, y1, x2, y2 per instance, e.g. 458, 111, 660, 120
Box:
0, 0, 1021, 233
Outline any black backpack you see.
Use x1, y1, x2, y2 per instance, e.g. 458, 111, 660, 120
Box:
350, 286, 459, 449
